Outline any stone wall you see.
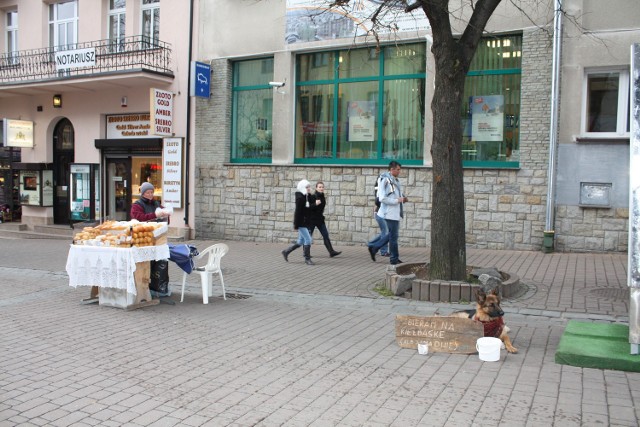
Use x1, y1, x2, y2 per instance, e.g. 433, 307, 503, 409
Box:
193, 29, 627, 253
555, 206, 629, 252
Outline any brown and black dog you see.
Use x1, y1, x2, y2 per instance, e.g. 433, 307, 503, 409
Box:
453, 287, 518, 353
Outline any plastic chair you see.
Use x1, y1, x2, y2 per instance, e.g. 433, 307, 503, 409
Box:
180, 243, 229, 304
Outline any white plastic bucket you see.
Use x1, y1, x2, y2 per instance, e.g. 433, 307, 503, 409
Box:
476, 337, 501, 362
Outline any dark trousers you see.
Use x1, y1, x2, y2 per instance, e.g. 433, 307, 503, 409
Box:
308, 223, 329, 241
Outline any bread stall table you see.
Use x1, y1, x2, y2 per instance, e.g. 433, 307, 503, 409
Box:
66, 221, 169, 310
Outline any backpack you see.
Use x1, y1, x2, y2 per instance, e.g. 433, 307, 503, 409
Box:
374, 174, 384, 208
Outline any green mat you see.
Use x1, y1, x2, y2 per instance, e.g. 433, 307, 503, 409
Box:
555, 321, 640, 372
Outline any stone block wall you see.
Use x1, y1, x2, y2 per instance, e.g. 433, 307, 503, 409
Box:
555, 206, 629, 252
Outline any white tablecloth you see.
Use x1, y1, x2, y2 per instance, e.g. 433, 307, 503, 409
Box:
66, 244, 170, 295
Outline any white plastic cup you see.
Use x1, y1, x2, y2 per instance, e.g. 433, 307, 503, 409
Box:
417, 342, 429, 355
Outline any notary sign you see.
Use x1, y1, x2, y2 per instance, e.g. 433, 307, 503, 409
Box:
55, 48, 96, 71
395, 315, 483, 354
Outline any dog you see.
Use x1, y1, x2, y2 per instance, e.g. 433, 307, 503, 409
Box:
452, 287, 518, 353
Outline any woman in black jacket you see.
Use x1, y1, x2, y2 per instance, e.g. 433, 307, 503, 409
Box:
308, 181, 341, 257
282, 179, 315, 265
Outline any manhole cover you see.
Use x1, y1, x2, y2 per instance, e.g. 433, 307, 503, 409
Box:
589, 288, 628, 301
226, 293, 251, 300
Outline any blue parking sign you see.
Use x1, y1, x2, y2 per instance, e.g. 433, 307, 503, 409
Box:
191, 61, 211, 98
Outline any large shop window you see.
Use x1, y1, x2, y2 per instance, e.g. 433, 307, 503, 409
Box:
295, 43, 426, 165
231, 58, 274, 163
461, 34, 522, 167
583, 68, 630, 137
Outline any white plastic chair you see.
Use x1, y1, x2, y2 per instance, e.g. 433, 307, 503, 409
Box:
180, 243, 229, 304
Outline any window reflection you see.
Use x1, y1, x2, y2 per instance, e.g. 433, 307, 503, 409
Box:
296, 43, 425, 163
231, 58, 274, 162
461, 34, 522, 164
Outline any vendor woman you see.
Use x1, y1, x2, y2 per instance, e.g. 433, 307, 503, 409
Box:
130, 182, 169, 223
130, 182, 171, 301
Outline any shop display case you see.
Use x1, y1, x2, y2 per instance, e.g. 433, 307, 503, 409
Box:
11, 163, 54, 208
69, 163, 100, 222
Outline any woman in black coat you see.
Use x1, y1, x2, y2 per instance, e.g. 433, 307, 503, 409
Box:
308, 181, 341, 257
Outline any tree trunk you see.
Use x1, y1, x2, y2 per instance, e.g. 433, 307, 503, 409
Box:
429, 46, 467, 281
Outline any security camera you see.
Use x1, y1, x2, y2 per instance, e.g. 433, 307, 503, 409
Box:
269, 81, 285, 88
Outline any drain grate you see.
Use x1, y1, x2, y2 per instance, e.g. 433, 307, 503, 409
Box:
589, 288, 628, 301
225, 293, 252, 300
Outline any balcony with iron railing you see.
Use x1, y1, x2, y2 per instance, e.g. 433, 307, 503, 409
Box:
0, 35, 173, 86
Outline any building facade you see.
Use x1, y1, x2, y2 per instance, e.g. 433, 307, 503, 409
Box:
190, 0, 638, 253
0, 0, 197, 239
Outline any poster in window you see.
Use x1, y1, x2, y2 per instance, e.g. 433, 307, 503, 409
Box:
347, 101, 375, 142
471, 95, 504, 142
19, 170, 40, 206
42, 170, 53, 207
24, 176, 37, 191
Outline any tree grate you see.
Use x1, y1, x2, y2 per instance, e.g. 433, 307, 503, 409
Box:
589, 288, 628, 301
225, 293, 252, 300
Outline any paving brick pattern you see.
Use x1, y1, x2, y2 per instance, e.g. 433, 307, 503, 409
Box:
1, 237, 638, 426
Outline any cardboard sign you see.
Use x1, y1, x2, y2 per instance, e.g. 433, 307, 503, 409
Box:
395, 315, 484, 354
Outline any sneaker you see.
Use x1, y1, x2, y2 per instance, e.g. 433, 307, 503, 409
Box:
381, 253, 390, 257
390, 259, 404, 265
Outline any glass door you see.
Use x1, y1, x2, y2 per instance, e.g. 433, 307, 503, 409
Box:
106, 158, 131, 221
53, 119, 74, 224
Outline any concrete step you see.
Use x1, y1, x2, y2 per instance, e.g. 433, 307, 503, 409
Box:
0, 229, 71, 240
0, 223, 74, 240
33, 224, 75, 237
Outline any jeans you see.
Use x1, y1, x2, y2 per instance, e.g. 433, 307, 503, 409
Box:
370, 218, 400, 263
367, 213, 389, 255
296, 227, 313, 245
386, 219, 400, 263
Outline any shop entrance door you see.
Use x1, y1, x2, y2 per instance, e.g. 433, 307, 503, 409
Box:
53, 118, 74, 224
105, 158, 131, 221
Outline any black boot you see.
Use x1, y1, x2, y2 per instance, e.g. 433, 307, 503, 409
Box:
324, 238, 342, 257
303, 245, 315, 265
282, 244, 300, 262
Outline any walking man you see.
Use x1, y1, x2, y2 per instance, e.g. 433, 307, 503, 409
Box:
368, 161, 407, 265
367, 172, 389, 257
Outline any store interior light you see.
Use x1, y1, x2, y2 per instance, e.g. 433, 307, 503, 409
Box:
53, 94, 62, 108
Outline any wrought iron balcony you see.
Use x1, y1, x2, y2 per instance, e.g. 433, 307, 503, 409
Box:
0, 35, 173, 85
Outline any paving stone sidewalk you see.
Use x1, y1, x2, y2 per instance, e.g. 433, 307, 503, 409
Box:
0, 238, 638, 426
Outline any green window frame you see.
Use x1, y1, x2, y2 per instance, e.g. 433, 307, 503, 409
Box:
295, 43, 426, 165
231, 58, 274, 163
461, 34, 522, 168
